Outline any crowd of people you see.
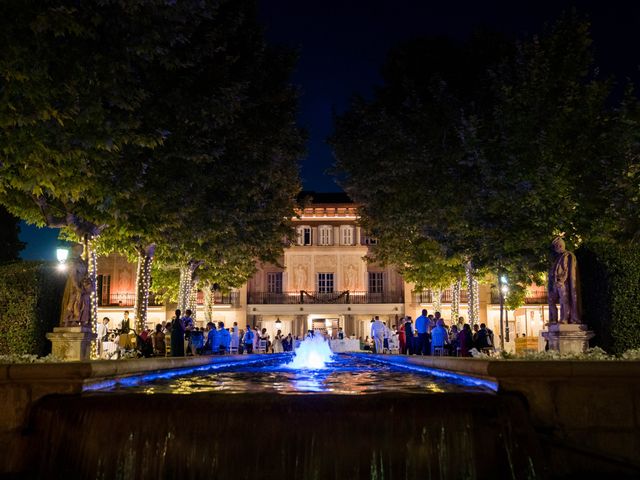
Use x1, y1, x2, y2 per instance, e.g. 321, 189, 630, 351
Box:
367, 309, 495, 356
97, 309, 302, 358
97, 308, 494, 358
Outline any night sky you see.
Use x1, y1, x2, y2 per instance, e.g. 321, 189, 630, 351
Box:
19, 0, 640, 260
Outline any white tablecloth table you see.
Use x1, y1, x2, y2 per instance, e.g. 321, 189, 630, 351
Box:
100, 341, 118, 359
329, 339, 361, 352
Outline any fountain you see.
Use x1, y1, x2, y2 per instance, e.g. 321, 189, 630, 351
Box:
12, 342, 548, 478
285, 332, 333, 369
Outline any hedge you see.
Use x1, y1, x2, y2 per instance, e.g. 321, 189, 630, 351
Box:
577, 243, 640, 355
0, 261, 66, 356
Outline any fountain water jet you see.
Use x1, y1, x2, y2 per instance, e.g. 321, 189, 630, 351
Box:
285, 333, 333, 369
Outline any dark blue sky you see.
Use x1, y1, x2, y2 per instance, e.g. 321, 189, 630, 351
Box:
19, 0, 640, 260
259, 0, 640, 191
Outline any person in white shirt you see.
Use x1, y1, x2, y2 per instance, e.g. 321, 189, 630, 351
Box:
370, 316, 385, 354
96, 317, 110, 356
230, 322, 240, 351
382, 321, 391, 353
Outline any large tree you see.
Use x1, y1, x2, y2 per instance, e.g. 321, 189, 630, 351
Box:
0, 1, 302, 332
332, 15, 639, 306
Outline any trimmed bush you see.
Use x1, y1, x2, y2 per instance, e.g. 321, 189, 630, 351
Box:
0, 261, 65, 356
577, 243, 640, 355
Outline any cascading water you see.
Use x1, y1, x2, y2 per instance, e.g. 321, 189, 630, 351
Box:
285, 333, 334, 369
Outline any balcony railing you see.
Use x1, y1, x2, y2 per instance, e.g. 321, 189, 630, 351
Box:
247, 291, 403, 305
195, 291, 241, 307
412, 289, 469, 304
98, 292, 162, 307
489, 290, 549, 305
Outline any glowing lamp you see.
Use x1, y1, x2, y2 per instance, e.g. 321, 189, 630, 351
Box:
56, 247, 69, 263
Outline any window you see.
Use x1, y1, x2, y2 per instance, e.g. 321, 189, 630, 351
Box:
97, 274, 111, 305
319, 225, 333, 245
296, 226, 312, 245
340, 225, 354, 245
368, 272, 384, 294
267, 272, 283, 293
317, 273, 334, 293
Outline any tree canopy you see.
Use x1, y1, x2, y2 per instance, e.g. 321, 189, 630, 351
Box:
332, 15, 640, 296
0, 0, 302, 297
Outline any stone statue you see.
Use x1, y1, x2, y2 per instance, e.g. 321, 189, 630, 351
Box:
294, 265, 307, 291
60, 244, 90, 327
548, 237, 581, 324
78, 276, 92, 326
345, 264, 357, 291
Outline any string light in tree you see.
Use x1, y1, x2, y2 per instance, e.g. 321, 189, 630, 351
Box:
133, 254, 143, 332
87, 238, 99, 360
133, 248, 154, 332
178, 265, 192, 313
471, 277, 480, 326
432, 288, 441, 314
188, 286, 197, 321
465, 262, 480, 326
451, 279, 461, 323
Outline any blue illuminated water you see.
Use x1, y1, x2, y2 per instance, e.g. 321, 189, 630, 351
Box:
105, 354, 494, 395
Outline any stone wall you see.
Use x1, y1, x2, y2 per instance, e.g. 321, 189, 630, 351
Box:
377, 355, 640, 477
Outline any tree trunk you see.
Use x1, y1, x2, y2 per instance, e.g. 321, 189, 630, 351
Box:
178, 260, 203, 315
465, 261, 480, 326
133, 244, 156, 333
203, 281, 214, 323
432, 288, 442, 313
87, 237, 99, 358
451, 279, 461, 323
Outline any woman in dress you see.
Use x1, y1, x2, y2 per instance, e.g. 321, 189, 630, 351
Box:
458, 324, 473, 357
272, 329, 284, 353
170, 309, 185, 357
398, 319, 406, 354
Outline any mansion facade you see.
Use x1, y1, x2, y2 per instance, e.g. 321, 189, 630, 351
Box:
97, 192, 550, 352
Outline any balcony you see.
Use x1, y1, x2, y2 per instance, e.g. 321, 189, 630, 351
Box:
412, 289, 469, 304
98, 292, 162, 307
247, 291, 403, 305
195, 291, 241, 308
489, 290, 549, 305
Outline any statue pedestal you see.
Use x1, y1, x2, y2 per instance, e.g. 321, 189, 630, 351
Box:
541, 323, 594, 354
46, 326, 96, 361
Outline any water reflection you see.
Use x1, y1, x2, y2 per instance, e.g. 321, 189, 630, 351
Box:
110, 355, 490, 395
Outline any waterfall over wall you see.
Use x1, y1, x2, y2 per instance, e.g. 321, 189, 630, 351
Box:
23, 392, 545, 479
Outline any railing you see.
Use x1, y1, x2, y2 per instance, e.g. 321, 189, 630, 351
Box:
524, 293, 548, 304
412, 289, 469, 304
489, 290, 549, 305
247, 291, 403, 305
195, 291, 241, 307
99, 292, 162, 307
99, 291, 241, 307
